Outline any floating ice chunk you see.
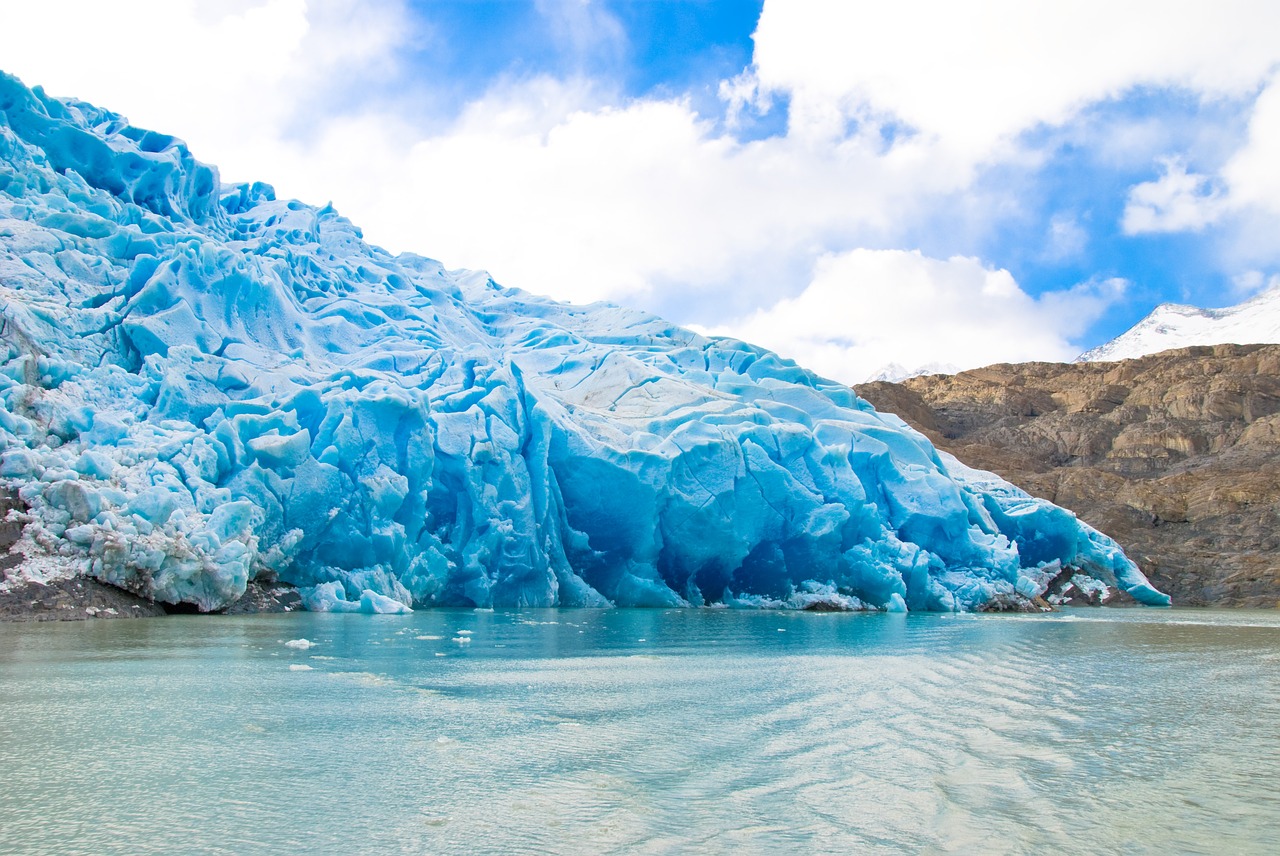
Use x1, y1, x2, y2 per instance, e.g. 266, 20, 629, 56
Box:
300, 582, 413, 614
288, 664, 313, 671
284, 639, 314, 650
360, 590, 413, 614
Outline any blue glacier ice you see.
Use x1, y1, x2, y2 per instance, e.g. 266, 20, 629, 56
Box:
0, 72, 1170, 612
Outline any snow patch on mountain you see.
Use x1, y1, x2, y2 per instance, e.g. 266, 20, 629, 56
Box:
866, 361, 962, 384
1079, 282, 1280, 362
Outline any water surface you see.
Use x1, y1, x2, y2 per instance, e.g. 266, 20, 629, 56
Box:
2, 608, 1278, 854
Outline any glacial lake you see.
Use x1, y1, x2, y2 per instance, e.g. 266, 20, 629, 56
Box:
2, 608, 1278, 855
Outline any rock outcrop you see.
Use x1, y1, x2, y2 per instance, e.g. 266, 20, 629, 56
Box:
857, 344, 1280, 607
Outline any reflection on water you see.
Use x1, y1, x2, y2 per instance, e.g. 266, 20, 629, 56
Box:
1, 608, 1278, 855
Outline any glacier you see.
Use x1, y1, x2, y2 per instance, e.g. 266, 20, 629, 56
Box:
0, 72, 1169, 613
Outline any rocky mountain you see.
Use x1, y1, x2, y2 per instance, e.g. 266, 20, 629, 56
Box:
1079, 284, 1280, 362
858, 344, 1280, 607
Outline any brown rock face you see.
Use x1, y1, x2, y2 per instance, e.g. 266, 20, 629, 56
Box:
857, 344, 1280, 608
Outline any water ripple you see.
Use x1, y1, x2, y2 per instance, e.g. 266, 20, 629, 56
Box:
1, 609, 1278, 854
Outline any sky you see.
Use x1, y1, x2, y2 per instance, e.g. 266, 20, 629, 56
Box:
2, 0, 1280, 383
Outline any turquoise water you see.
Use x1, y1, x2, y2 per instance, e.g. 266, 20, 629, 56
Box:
2, 609, 1278, 855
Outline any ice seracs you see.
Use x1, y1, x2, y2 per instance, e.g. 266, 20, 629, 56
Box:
0, 71, 1169, 612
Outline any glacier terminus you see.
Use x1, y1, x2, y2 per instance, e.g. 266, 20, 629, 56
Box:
0, 72, 1169, 613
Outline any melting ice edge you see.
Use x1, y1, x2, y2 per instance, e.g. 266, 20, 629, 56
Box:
0, 72, 1169, 613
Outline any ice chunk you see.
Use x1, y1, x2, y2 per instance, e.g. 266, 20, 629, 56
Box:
1, 449, 40, 477
300, 582, 412, 614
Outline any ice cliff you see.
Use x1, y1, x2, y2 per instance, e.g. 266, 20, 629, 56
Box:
0, 72, 1169, 612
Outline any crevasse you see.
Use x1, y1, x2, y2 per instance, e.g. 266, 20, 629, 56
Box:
0, 72, 1169, 612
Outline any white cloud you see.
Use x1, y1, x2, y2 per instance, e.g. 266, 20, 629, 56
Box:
719, 69, 773, 130
1044, 213, 1088, 261
1122, 158, 1226, 234
534, 0, 626, 68
1231, 270, 1273, 297
1116, 74, 1280, 278
0, 2, 970, 308
749, 0, 1280, 160
1223, 75, 1280, 214
0, 0, 414, 196
1113, 71, 1280, 256
694, 250, 1124, 384
358, 82, 974, 306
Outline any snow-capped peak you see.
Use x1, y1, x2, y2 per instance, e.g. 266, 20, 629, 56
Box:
865, 361, 962, 383
1078, 282, 1280, 363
